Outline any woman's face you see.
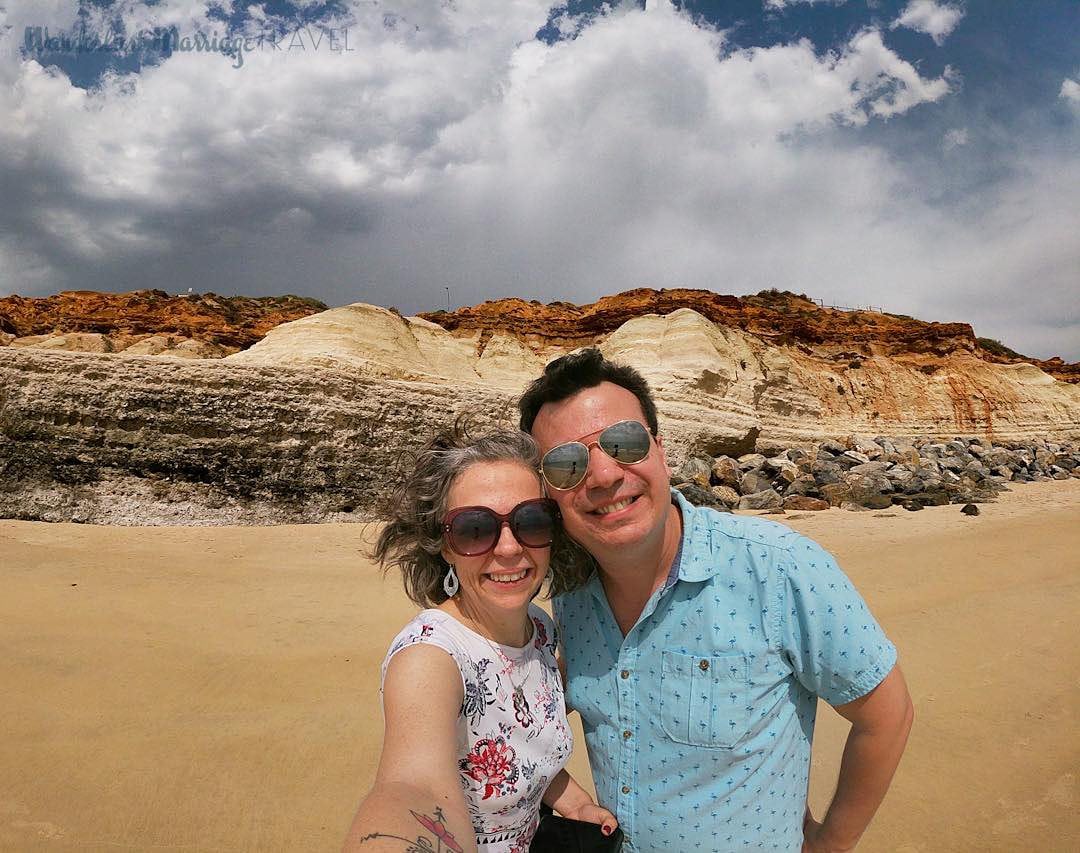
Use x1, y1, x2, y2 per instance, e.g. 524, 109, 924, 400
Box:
440, 460, 551, 620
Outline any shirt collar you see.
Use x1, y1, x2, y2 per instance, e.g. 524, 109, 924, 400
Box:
583, 487, 721, 604
669, 487, 723, 583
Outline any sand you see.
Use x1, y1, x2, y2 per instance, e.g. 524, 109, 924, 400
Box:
1, 480, 1078, 852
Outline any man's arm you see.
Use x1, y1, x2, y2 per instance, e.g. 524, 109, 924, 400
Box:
803, 664, 914, 853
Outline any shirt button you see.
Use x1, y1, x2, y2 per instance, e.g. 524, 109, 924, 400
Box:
699, 659, 710, 671
620, 669, 630, 679
622, 729, 632, 739
622, 785, 631, 794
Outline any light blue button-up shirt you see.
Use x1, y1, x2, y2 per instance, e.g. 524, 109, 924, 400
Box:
553, 489, 897, 851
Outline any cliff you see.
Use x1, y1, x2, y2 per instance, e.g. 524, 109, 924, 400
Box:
228, 293, 1080, 456
0, 348, 513, 524
0, 289, 326, 355
1, 287, 1078, 524
416, 288, 1079, 383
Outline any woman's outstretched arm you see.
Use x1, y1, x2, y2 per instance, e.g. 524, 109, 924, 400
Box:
342, 644, 477, 853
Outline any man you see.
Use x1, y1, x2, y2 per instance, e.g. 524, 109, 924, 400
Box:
519, 348, 913, 852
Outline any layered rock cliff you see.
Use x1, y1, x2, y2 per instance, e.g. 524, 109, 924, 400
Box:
418, 288, 1080, 384
1, 287, 1078, 524
0, 289, 326, 355
228, 293, 1080, 457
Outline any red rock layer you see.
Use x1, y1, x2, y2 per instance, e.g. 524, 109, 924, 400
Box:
419, 287, 1079, 383
0, 290, 326, 349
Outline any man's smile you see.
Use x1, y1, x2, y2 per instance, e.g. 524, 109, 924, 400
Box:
589, 495, 641, 516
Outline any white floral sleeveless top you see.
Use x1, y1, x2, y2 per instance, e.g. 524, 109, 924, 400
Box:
382, 605, 573, 853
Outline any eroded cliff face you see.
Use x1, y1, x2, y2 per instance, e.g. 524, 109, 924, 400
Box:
417, 288, 1078, 383
1, 288, 1078, 523
0, 348, 514, 524
229, 294, 1080, 460
0, 289, 326, 354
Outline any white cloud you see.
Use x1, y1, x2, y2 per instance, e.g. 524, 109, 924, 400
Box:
1061, 77, 1080, 103
890, 0, 964, 46
943, 127, 968, 149
0, 1, 1075, 360
765, 0, 848, 10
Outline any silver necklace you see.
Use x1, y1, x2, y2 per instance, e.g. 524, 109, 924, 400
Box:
471, 618, 537, 730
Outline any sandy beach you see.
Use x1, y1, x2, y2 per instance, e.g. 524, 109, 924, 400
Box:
2, 479, 1077, 853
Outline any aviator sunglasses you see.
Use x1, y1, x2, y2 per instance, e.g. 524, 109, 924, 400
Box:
540, 419, 653, 491
441, 498, 561, 557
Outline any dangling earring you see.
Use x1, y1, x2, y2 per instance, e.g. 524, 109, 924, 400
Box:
443, 563, 460, 597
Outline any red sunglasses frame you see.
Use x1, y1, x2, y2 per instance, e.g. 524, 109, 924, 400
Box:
441, 498, 561, 556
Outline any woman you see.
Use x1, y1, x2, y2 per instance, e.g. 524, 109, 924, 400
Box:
343, 427, 616, 853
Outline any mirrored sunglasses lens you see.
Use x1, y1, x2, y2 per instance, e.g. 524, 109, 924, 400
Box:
511, 502, 557, 548
542, 443, 589, 489
598, 420, 651, 463
450, 510, 499, 555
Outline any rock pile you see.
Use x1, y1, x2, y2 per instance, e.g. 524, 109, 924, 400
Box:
672, 436, 1080, 513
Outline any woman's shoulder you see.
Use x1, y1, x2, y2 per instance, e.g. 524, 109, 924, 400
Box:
382, 609, 471, 676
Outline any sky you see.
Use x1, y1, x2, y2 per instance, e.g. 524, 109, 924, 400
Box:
0, 0, 1077, 360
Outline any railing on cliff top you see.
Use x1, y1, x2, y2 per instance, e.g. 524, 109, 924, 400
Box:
814, 297, 885, 313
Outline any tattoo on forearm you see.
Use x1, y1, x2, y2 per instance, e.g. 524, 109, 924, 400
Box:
357, 806, 466, 852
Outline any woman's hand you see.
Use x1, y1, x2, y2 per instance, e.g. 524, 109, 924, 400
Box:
560, 802, 619, 836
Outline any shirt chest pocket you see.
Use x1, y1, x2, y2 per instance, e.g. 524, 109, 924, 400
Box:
659, 650, 750, 748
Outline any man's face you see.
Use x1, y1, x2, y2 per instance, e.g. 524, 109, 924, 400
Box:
530, 381, 671, 558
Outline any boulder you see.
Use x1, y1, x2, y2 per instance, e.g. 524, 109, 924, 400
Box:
918, 458, 943, 475
847, 473, 894, 509
710, 485, 742, 508
676, 482, 731, 511
848, 461, 892, 476
887, 465, 918, 486
820, 483, 853, 507
982, 448, 1016, 468
839, 450, 871, 466
711, 456, 742, 489
785, 475, 819, 497
782, 495, 830, 511
852, 437, 883, 459
961, 503, 980, 516
939, 455, 968, 472
901, 491, 951, 507
738, 488, 783, 511
1035, 448, 1058, 466
740, 470, 774, 496
963, 459, 990, 479
738, 453, 767, 471
674, 455, 713, 487
819, 440, 847, 455
899, 476, 927, 495
773, 463, 800, 485
811, 461, 844, 485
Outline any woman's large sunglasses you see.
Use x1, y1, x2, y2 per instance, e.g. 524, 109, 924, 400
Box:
540, 419, 653, 491
441, 498, 561, 557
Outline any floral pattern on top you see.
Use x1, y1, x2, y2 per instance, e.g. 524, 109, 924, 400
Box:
381, 605, 573, 853
460, 736, 519, 800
